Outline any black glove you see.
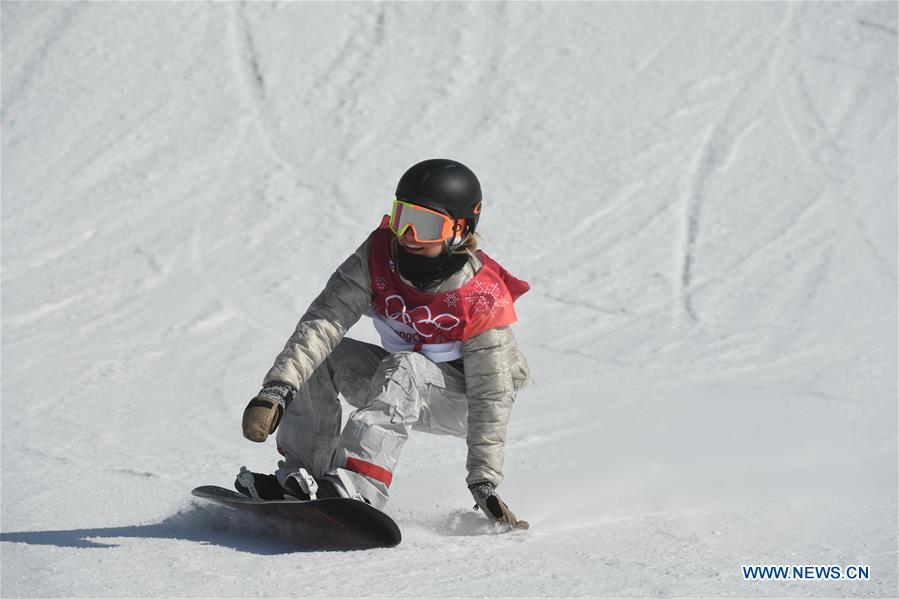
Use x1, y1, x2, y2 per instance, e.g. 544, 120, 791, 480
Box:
469, 481, 529, 529
242, 383, 295, 442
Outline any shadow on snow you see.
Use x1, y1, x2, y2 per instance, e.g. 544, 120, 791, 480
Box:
0, 502, 382, 554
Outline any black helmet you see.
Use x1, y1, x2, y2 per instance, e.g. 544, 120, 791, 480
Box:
395, 159, 482, 236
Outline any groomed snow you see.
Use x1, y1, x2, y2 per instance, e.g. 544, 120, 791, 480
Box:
1, 2, 896, 597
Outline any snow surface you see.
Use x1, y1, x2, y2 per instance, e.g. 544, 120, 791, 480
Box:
1, 1, 896, 597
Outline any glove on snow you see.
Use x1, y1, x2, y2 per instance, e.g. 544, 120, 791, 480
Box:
469, 482, 529, 529
242, 383, 295, 442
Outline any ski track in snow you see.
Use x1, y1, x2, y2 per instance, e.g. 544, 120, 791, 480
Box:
228, 3, 290, 175
676, 5, 794, 325
2, 2, 896, 598
0, 4, 80, 112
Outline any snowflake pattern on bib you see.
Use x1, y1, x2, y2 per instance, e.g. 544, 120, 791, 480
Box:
465, 279, 510, 318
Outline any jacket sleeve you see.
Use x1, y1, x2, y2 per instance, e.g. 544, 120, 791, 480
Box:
462, 325, 529, 487
263, 239, 373, 390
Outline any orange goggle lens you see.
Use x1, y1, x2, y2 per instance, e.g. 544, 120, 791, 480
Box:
389, 200, 463, 243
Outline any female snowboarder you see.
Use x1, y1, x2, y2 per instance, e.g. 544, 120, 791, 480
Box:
237, 158, 530, 526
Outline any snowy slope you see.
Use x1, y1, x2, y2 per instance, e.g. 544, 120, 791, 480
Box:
1, 1, 896, 597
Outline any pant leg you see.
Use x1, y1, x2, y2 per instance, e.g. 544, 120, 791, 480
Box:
415, 362, 469, 437
334, 351, 468, 508
276, 337, 387, 478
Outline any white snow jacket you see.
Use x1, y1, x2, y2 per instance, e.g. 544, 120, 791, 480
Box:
263, 237, 530, 487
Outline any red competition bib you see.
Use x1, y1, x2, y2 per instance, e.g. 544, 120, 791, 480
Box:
368, 218, 529, 346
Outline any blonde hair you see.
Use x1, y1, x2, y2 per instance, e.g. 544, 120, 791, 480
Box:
450, 232, 479, 254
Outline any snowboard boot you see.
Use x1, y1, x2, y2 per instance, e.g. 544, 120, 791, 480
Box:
235, 467, 324, 500
234, 466, 292, 500
282, 472, 343, 500
319, 468, 371, 504
235, 466, 370, 502
235, 466, 333, 501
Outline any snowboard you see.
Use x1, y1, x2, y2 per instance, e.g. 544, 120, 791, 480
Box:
191, 485, 401, 548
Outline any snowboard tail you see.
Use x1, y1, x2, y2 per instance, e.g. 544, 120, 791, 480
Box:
191, 485, 401, 548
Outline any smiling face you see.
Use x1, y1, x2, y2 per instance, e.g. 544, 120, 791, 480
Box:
398, 229, 445, 257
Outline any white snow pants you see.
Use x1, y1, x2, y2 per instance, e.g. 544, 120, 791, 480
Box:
275, 337, 469, 509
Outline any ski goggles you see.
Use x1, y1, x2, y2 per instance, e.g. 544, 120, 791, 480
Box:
389, 199, 464, 243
